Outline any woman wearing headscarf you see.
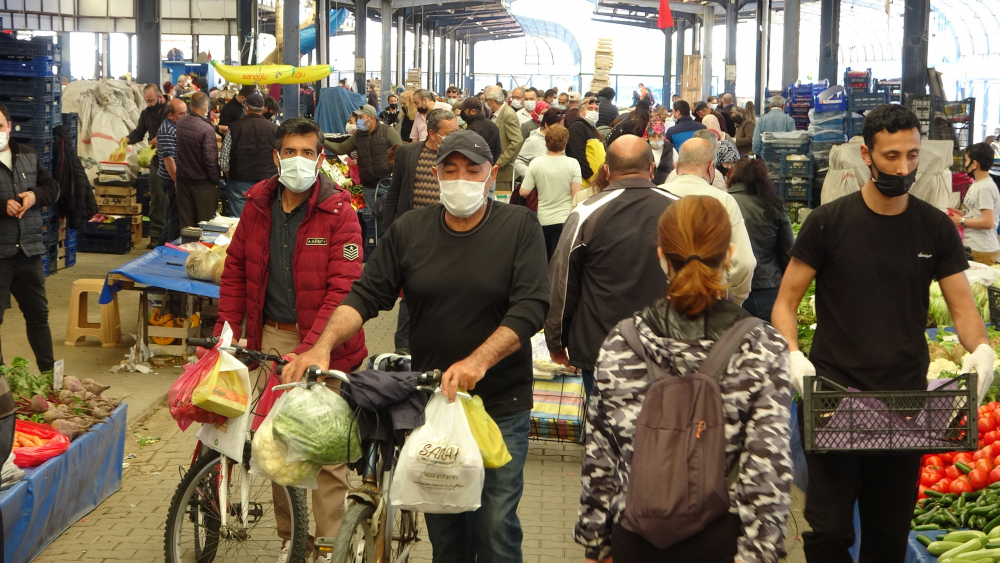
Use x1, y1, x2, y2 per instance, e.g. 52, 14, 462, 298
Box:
702, 113, 726, 142
716, 140, 741, 185
734, 102, 757, 155
521, 100, 550, 140
398, 90, 417, 142
644, 114, 674, 184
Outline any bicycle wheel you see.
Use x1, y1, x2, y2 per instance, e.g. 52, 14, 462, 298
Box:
328, 503, 377, 563
164, 451, 309, 563
388, 508, 419, 563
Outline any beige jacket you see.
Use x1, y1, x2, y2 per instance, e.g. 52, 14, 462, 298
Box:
492, 103, 523, 190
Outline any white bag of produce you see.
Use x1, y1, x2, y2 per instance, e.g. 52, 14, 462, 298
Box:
196, 322, 252, 462
390, 393, 484, 514
248, 394, 321, 489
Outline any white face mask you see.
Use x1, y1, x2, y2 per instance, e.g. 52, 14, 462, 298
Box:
511, 99, 523, 110
279, 156, 320, 193
649, 140, 664, 150
456, 117, 466, 128
660, 257, 670, 277
584, 110, 598, 126
554, 104, 566, 111
524, 100, 536, 112
439, 178, 487, 218
345, 123, 357, 134
0, 131, 7, 152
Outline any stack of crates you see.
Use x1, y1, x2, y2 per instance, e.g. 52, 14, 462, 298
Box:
760, 131, 811, 184
94, 183, 142, 249
873, 80, 902, 103
0, 36, 62, 172
786, 82, 819, 132
61, 112, 78, 147
780, 156, 815, 208
844, 67, 872, 95
78, 217, 132, 254
844, 67, 888, 114
58, 228, 77, 270
39, 205, 60, 276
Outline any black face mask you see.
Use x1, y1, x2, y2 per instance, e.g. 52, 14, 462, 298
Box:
870, 159, 917, 198
459, 111, 468, 122
389, 103, 398, 110
417, 105, 429, 114
733, 115, 743, 125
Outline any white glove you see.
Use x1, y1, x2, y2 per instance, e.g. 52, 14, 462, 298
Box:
962, 343, 996, 406
789, 350, 816, 396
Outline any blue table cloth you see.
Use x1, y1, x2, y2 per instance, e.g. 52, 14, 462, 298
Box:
1, 404, 127, 563
100, 246, 219, 304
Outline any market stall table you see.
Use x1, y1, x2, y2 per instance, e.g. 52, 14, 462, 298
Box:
99, 246, 219, 356
1, 404, 127, 563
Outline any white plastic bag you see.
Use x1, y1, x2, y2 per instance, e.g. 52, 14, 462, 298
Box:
249, 394, 322, 490
270, 384, 363, 465
196, 322, 252, 463
390, 393, 484, 514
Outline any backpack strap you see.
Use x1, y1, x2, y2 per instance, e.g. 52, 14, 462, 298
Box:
700, 316, 764, 383
617, 318, 672, 384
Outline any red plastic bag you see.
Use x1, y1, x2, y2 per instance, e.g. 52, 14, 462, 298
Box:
251, 373, 284, 433
168, 347, 228, 431
13, 419, 71, 468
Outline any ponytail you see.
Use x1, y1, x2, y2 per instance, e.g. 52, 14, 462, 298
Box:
657, 196, 732, 318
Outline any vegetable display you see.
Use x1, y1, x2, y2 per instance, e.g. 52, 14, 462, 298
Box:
271, 385, 362, 466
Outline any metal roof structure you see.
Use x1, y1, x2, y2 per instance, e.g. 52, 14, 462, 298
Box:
512, 14, 582, 66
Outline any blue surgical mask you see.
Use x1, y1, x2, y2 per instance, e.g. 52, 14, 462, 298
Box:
357, 118, 369, 132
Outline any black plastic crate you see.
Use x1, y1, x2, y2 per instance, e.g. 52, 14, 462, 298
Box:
782, 156, 814, 178
14, 136, 52, 158
0, 76, 58, 102
0, 57, 55, 78
780, 180, 812, 202
77, 218, 132, 254
3, 99, 56, 122
142, 218, 150, 238
10, 120, 51, 140
846, 114, 866, 138
849, 91, 889, 112
801, 374, 977, 453
0, 36, 58, 60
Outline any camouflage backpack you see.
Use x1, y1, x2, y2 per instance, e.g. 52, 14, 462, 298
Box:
616, 315, 761, 549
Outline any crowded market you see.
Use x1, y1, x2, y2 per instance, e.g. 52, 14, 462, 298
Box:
0, 0, 999, 561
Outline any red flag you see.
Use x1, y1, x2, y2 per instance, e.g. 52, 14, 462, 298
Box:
658, 0, 674, 28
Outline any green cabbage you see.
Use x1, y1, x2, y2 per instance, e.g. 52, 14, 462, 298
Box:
272, 385, 363, 466
929, 281, 953, 327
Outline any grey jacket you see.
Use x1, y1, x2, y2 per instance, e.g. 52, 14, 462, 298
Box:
729, 182, 795, 290
383, 140, 426, 229
0, 140, 60, 259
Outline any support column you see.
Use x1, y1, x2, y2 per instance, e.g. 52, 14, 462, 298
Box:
662, 27, 672, 104
236, 0, 254, 64
782, 0, 800, 88
354, 2, 367, 92
127, 34, 134, 77
702, 5, 714, 98
901, 0, 929, 96
468, 40, 475, 94
136, 0, 161, 84
380, 0, 392, 105
281, 0, 300, 118
396, 13, 405, 89
316, 0, 329, 93
438, 32, 447, 94
94, 34, 100, 79
755, 0, 771, 111
104, 33, 112, 78
427, 24, 435, 90
448, 36, 456, 90
724, 0, 737, 97
675, 20, 685, 100
818, 0, 840, 84
414, 20, 421, 70
57, 32, 71, 82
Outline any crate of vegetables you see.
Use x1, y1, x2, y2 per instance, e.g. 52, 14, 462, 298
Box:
801, 373, 977, 453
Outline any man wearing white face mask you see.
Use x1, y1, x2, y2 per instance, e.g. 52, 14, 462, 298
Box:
215, 118, 366, 561
515, 88, 537, 126
484, 85, 522, 195
283, 129, 549, 563
660, 137, 756, 305
565, 97, 602, 185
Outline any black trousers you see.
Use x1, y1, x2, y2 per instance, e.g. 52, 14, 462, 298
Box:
157, 175, 181, 245
176, 179, 219, 231
612, 513, 740, 563
803, 449, 920, 562
541, 223, 564, 261
0, 252, 53, 372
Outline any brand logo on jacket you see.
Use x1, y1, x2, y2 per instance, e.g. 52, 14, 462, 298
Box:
344, 243, 360, 261
306, 238, 327, 246
918, 253, 933, 259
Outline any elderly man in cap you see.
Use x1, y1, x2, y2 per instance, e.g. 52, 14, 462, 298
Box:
218, 85, 256, 136
220, 92, 279, 217
325, 103, 402, 213
284, 129, 549, 563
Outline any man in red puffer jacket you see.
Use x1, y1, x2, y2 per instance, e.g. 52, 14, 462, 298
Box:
214, 117, 366, 557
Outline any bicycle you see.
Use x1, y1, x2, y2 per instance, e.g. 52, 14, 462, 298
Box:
162, 340, 448, 563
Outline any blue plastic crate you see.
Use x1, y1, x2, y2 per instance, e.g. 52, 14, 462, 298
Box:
0, 76, 58, 102
0, 36, 58, 60
10, 120, 51, 139
781, 156, 815, 178
65, 251, 76, 267
2, 99, 56, 121
846, 114, 866, 138
814, 95, 848, 112
0, 57, 55, 78
849, 91, 889, 112
65, 228, 77, 244
780, 179, 813, 203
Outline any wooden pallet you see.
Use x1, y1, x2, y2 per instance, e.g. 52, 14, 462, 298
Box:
590, 38, 614, 92
682, 55, 702, 103
404, 68, 421, 91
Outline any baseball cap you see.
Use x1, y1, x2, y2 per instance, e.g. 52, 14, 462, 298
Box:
353, 104, 377, 118
245, 92, 265, 107
238, 85, 256, 97
436, 130, 494, 165
693, 101, 709, 113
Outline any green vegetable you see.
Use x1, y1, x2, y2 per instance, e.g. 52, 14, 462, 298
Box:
927, 490, 946, 498
946, 531, 988, 543
1, 357, 52, 402
930, 281, 954, 327
917, 533, 934, 547
913, 524, 941, 531
988, 516, 1000, 535
951, 548, 1000, 560
929, 541, 965, 555
958, 462, 975, 474
940, 537, 991, 560
271, 385, 363, 466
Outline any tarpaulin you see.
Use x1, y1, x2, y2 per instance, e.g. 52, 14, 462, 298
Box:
100, 246, 220, 304
1, 404, 127, 563
315, 86, 366, 135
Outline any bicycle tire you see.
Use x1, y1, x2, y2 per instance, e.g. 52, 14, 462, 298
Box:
329, 502, 377, 563
164, 451, 310, 563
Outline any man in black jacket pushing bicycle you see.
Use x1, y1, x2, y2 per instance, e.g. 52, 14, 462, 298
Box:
284, 130, 550, 563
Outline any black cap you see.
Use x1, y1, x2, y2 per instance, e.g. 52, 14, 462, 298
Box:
693, 101, 709, 112
238, 85, 256, 97
245, 92, 265, 107
436, 130, 494, 165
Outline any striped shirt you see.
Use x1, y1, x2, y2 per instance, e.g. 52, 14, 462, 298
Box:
411, 145, 439, 208
156, 118, 178, 180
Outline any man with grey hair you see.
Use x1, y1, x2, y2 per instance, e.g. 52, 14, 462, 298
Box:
661, 136, 756, 304
174, 91, 220, 229
125, 83, 168, 247
664, 129, 728, 190
484, 85, 522, 194
752, 95, 796, 154
220, 92, 278, 216
409, 88, 452, 142
719, 92, 737, 136
384, 108, 459, 352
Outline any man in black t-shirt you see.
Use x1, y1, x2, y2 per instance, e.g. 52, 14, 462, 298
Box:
217, 85, 255, 136
773, 104, 996, 562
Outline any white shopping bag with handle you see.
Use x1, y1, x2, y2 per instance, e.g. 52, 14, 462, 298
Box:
390, 393, 485, 514
196, 322, 252, 463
